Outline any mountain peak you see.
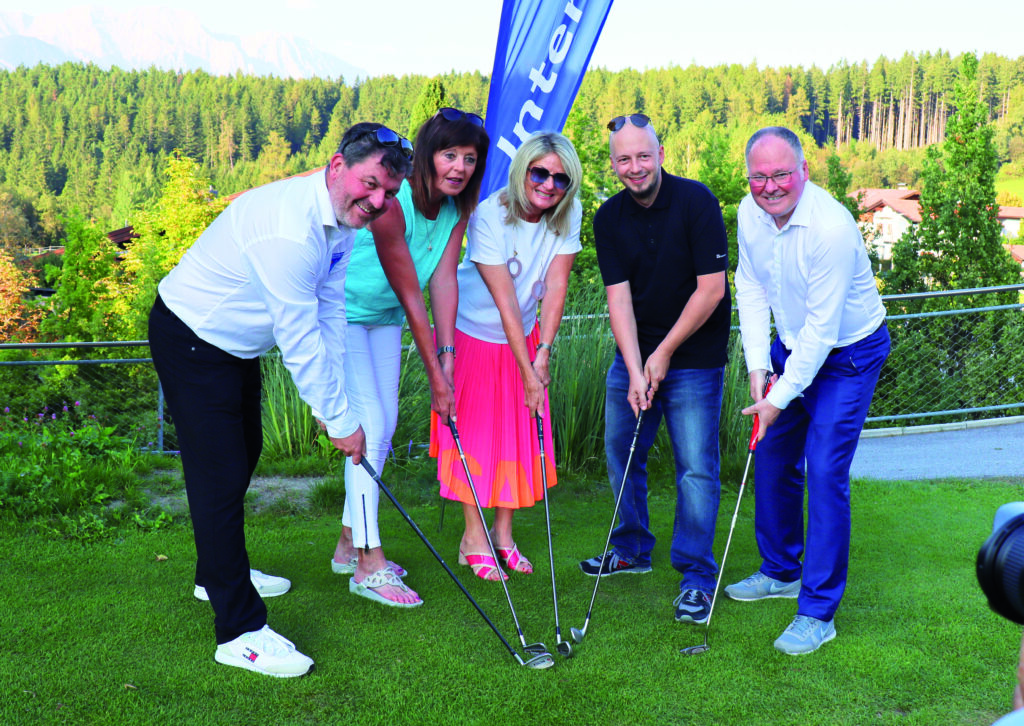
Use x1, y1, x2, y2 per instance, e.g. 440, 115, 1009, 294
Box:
0, 6, 367, 80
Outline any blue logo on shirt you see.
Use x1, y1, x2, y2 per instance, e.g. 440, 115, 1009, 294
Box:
329, 251, 343, 271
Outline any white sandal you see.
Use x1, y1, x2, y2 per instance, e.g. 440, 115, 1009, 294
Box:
331, 556, 407, 577
349, 568, 422, 609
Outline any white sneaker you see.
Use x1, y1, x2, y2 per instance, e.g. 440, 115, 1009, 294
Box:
193, 569, 291, 601
214, 624, 314, 677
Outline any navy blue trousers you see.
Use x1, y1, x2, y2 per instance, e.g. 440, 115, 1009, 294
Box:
148, 295, 267, 644
753, 323, 890, 621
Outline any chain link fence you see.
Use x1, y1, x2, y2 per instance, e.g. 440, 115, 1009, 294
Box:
3, 284, 1023, 451
867, 284, 1024, 426
0, 341, 170, 450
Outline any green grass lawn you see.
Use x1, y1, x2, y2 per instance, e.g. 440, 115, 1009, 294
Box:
2, 467, 1022, 725
996, 173, 1024, 205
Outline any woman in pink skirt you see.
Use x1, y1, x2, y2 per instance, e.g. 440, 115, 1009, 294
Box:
430, 131, 582, 580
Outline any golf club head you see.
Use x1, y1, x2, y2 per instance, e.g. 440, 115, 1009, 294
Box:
679, 643, 710, 656
517, 652, 556, 669
569, 626, 585, 644
556, 640, 574, 658
523, 642, 549, 655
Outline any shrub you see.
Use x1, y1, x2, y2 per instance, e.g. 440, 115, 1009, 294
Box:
0, 401, 166, 540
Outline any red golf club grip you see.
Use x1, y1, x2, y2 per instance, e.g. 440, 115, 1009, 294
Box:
747, 377, 774, 452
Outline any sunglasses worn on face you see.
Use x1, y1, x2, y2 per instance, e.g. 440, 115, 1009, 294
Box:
528, 166, 571, 191
607, 113, 652, 132
438, 107, 484, 127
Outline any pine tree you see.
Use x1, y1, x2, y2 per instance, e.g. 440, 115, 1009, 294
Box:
884, 53, 1019, 302
406, 77, 448, 140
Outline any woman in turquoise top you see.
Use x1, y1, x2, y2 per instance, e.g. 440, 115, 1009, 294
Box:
330, 108, 488, 608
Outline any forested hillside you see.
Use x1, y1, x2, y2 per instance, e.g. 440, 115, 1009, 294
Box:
1, 51, 1023, 251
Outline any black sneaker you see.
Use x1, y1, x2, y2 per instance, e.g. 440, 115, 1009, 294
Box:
673, 589, 712, 624
578, 551, 652, 577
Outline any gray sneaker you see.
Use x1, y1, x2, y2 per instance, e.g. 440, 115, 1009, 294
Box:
773, 615, 836, 655
724, 571, 800, 601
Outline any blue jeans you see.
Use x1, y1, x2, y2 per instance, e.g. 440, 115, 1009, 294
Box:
605, 353, 724, 592
754, 323, 890, 621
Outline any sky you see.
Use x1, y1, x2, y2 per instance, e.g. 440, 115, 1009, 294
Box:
2, 0, 1023, 77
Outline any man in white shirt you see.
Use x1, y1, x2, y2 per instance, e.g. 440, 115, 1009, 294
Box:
148, 123, 412, 677
728, 126, 889, 655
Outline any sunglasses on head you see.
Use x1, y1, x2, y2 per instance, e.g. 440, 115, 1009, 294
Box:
437, 107, 484, 127
528, 166, 571, 191
606, 113, 652, 132
350, 125, 413, 158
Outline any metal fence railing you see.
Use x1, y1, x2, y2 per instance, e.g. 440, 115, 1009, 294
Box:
3, 284, 1023, 450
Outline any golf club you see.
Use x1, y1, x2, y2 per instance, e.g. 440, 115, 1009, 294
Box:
358, 459, 554, 669
445, 419, 550, 657
570, 408, 645, 645
535, 413, 572, 658
680, 378, 773, 656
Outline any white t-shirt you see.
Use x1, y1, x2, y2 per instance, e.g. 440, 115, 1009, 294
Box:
158, 168, 358, 438
456, 190, 582, 343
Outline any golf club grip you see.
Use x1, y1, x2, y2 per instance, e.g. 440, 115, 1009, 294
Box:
747, 377, 775, 452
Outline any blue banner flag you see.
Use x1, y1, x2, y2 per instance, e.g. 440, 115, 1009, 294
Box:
480, 0, 614, 198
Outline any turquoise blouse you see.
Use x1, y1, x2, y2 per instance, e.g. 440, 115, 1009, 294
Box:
345, 179, 460, 326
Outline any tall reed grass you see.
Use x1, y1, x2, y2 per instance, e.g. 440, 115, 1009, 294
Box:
718, 332, 753, 486
256, 310, 753, 482
392, 340, 432, 457
549, 284, 616, 472
260, 352, 321, 461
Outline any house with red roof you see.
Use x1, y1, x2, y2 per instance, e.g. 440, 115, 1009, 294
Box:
852, 188, 1024, 270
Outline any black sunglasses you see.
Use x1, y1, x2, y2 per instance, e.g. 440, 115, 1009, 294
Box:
437, 107, 484, 127
528, 166, 571, 191
606, 113, 652, 132
345, 125, 414, 159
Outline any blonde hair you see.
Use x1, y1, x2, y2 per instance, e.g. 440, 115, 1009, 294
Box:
501, 131, 582, 238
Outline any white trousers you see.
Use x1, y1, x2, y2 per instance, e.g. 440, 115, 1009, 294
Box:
341, 324, 402, 549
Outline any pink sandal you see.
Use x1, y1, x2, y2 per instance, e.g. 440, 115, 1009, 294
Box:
496, 543, 533, 574
458, 549, 508, 581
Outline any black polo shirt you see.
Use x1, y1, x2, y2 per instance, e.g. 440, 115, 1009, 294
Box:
594, 172, 730, 369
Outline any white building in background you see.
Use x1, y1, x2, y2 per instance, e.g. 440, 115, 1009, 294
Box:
852, 187, 1024, 271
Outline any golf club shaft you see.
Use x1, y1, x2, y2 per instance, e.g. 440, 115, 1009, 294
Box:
446, 419, 536, 649
535, 414, 563, 641
580, 409, 645, 630
358, 458, 521, 662
701, 378, 773, 632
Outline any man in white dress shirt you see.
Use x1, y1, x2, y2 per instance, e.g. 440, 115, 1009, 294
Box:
727, 126, 890, 655
148, 123, 412, 677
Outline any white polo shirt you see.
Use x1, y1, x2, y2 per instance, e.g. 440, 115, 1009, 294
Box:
158, 168, 358, 438
735, 181, 885, 410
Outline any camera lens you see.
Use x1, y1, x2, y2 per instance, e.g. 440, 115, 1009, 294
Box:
978, 510, 1024, 625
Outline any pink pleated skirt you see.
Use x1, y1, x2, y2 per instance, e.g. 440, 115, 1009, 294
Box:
430, 324, 557, 508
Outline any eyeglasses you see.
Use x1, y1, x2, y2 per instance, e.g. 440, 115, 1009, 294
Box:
528, 166, 571, 191
437, 107, 484, 127
345, 125, 414, 159
607, 113, 652, 132
747, 170, 796, 189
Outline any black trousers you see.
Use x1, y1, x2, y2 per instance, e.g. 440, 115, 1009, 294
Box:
149, 295, 267, 644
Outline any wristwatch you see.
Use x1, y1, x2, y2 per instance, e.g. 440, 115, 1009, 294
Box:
436, 345, 456, 358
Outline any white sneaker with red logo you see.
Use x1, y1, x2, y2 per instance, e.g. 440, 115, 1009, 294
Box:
214, 625, 314, 677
